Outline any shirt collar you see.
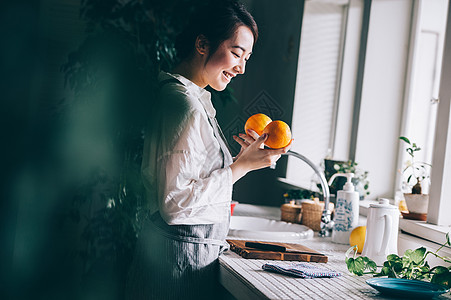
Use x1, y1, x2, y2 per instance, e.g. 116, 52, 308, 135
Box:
159, 71, 216, 118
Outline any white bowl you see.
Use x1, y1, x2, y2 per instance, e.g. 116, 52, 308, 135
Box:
228, 216, 314, 241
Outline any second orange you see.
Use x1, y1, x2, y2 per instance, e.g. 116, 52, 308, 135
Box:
262, 120, 292, 149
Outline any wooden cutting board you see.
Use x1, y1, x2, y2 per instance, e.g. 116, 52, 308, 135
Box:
226, 239, 328, 263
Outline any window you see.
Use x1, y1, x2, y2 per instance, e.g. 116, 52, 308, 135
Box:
287, 0, 450, 235
287, 0, 362, 190
428, 0, 451, 227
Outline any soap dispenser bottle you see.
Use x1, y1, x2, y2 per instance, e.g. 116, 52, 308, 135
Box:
328, 173, 360, 244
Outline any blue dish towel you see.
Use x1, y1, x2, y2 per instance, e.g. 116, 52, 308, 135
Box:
262, 262, 342, 279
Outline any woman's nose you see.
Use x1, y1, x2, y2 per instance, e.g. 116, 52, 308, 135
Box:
234, 60, 246, 74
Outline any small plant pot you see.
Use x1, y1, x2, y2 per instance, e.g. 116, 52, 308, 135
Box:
403, 193, 429, 214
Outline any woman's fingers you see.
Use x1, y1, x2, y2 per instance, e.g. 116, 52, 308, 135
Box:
246, 129, 260, 140
233, 135, 249, 148
265, 146, 290, 156
238, 133, 254, 145
265, 139, 294, 154
254, 133, 268, 148
232, 134, 293, 171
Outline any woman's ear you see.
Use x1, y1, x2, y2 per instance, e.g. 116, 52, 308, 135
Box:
195, 35, 209, 56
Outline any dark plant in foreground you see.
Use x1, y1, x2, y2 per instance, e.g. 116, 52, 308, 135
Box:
346, 232, 451, 289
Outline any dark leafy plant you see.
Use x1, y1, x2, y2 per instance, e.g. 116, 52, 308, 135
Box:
346, 232, 451, 289
283, 188, 321, 202
399, 136, 431, 194
61, 0, 236, 283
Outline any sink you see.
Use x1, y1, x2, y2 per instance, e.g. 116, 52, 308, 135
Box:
227, 216, 314, 241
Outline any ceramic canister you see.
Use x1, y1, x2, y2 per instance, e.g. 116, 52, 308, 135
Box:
361, 198, 400, 265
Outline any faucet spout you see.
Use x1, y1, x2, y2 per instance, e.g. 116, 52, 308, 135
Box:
281, 150, 332, 237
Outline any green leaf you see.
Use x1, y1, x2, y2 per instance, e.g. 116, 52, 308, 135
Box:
431, 270, 451, 288
346, 257, 365, 276
387, 254, 401, 261
346, 254, 378, 276
411, 247, 427, 264
432, 266, 449, 275
420, 266, 430, 273
380, 266, 390, 276
367, 260, 377, 273
400, 136, 411, 144
402, 255, 412, 268
394, 262, 404, 272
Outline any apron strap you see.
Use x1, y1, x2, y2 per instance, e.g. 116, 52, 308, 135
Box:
149, 212, 230, 249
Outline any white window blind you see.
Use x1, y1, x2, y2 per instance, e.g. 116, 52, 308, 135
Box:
286, 1, 348, 191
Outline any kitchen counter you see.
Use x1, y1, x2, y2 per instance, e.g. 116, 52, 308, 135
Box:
220, 204, 451, 300
220, 237, 378, 300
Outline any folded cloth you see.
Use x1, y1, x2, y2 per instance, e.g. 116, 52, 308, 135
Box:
262, 262, 342, 278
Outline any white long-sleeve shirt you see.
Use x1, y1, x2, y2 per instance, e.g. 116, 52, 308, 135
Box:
141, 71, 234, 225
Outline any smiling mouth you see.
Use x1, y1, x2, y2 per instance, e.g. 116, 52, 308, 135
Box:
223, 71, 235, 81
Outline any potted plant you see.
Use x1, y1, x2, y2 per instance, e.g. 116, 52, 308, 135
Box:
345, 232, 451, 291
399, 136, 432, 218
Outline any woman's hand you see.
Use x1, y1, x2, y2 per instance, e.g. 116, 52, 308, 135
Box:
232, 129, 262, 161
230, 131, 292, 183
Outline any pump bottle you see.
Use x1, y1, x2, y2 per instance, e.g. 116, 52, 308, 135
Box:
328, 173, 360, 244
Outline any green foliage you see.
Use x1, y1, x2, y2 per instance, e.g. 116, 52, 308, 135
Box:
346, 232, 451, 289
323, 159, 370, 198
283, 188, 321, 201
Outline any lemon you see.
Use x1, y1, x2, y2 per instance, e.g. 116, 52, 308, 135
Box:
349, 226, 366, 253
398, 199, 408, 212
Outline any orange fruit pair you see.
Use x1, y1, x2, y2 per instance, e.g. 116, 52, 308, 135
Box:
244, 113, 292, 149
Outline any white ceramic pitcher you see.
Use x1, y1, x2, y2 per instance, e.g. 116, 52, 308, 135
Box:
361, 198, 399, 265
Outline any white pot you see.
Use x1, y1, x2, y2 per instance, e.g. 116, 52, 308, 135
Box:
403, 193, 429, 214
361, 198, 399, 265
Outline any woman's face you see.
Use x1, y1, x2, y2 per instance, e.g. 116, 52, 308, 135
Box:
202, 25, 254, 91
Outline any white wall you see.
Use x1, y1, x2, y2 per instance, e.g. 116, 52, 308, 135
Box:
355, 0, 413, 199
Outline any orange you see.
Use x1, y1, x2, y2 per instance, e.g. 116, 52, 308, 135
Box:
262, 120, 292, 149
349, 226, 366, 254
244, 113, 272, 136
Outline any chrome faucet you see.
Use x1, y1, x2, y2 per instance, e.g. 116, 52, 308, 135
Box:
281, 150, 333, 237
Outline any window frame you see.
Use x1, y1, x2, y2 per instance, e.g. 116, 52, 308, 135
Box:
428, 0, 451, 227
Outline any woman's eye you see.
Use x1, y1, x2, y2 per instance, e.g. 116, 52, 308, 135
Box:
232, 52, 241, 58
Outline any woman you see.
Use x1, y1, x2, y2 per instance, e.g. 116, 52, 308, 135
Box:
126, 1, 291, 299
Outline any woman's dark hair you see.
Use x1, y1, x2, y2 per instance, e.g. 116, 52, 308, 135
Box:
175, 0, 258, 62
